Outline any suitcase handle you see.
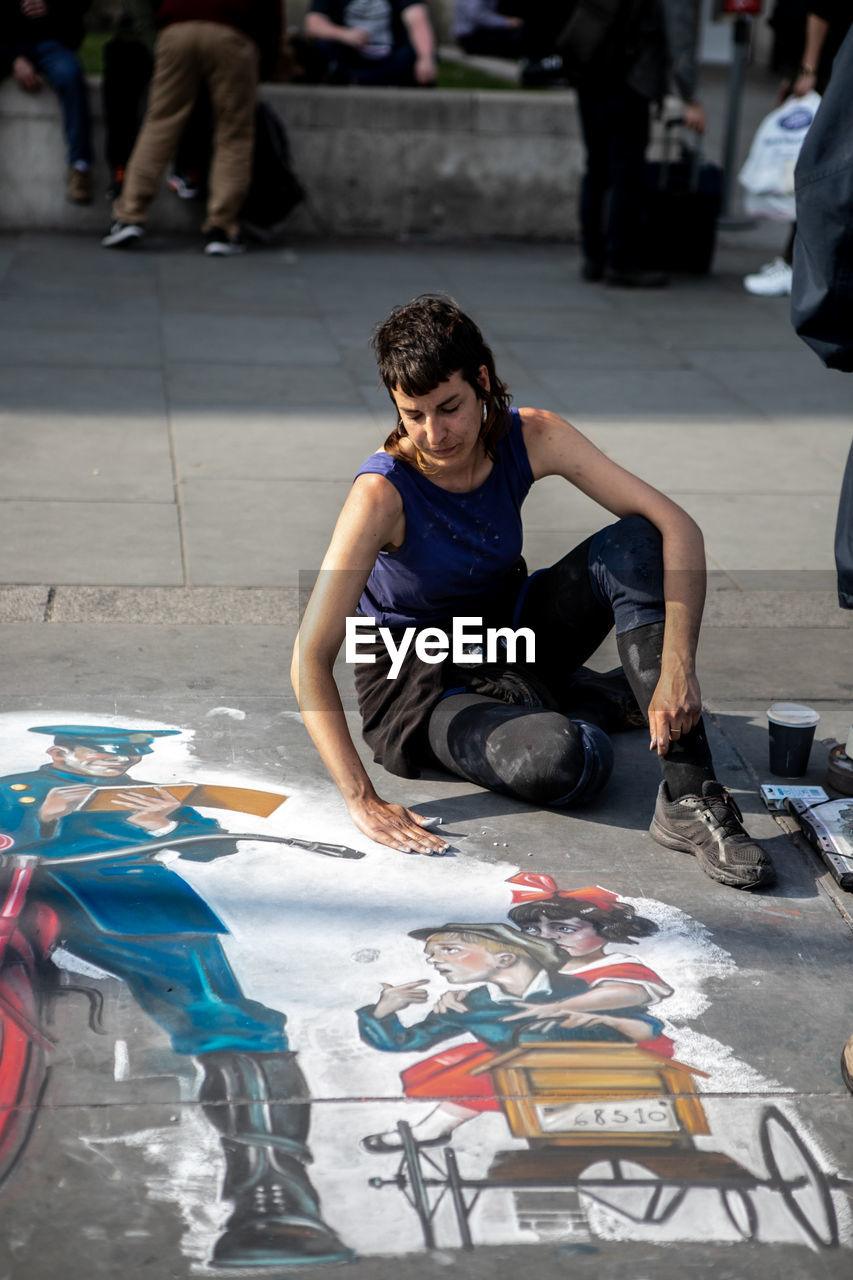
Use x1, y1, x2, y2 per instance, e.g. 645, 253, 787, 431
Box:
658, 115, 703, 193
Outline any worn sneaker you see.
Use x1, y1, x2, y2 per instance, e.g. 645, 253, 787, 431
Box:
67, 165, 92, 205
101, 221, 144, 248
204, 227, 246, 256
649, 780, 776, 889
167, 170, 200, 200
743, 257, 792, 297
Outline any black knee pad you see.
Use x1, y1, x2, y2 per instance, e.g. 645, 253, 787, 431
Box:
430, 697, 612, 807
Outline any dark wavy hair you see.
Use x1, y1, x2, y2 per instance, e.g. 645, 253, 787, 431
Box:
508, 896, 659, 946
370, 294, 512, 468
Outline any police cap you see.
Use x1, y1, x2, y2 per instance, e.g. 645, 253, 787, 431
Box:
29, 725, 180, 756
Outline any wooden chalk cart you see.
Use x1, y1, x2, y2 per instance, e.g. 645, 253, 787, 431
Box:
368, 1042, 849, 1251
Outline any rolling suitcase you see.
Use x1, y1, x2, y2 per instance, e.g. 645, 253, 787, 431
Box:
643, 120, 722, 275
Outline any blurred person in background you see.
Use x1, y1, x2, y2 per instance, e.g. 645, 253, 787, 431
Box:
101, 0, 281, 255
562, 0, 706, 289
101, 0, 211, 201
452, 1, 574, 87
303, 0, 436, 86
744, 0, 852, 297
0, 0, 93, 203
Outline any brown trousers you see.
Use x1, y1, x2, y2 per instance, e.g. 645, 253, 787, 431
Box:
114, 21, 258, 238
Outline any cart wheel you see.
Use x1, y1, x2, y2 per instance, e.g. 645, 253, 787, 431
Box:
579, 1159, 687, 1225
720, 1187, 758, 1240
397, 1121, 437, 1250
760, 1106, 839, 1248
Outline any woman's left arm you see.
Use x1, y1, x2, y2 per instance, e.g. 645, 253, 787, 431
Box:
523, 409, 706, 755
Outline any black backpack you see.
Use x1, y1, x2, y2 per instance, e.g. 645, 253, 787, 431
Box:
241, 101, 305, 232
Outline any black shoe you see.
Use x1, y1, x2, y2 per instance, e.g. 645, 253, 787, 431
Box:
649, 781, 776, 889
212, 1183, 355, 1267
204, 226, 246, 256
581, 259, 604, 282
521, 54, 566, 87
101, 221, 144, 248
360, 1130, 451, 1155
604, 267, 669, 289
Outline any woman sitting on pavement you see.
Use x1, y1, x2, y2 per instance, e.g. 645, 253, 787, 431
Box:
291, 295, 775, 890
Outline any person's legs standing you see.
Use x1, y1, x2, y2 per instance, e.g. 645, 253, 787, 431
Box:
576, 90, 610, 277
603, 87, 650, 276
112, 22, 202, 228
200, 22, 258, 240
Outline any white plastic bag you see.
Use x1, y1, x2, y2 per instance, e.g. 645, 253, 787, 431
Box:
738, 93, 822, 220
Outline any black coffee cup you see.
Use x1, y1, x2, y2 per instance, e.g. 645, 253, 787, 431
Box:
767, 702, 820, 778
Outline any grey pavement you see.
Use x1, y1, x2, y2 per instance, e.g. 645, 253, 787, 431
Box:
0, 221, 851, 1280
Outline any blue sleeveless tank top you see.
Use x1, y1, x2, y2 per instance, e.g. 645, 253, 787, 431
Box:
355, 409, 534, 628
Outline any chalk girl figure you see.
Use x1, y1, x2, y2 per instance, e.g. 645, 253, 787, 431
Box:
504, 874, 674, 1056
359, 886, 673, 1153
292, 294, 773, 890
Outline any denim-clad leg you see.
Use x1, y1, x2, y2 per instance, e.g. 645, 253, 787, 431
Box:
586, 513, 667, 633
31, 40, 92, 165
428, 516, 711, 808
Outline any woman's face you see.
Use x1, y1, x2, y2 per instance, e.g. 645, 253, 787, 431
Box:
392, 367, 489, 473
520, 914, 604, 957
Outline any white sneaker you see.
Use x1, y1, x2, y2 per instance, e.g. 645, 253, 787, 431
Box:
101, 221, 144, 249
743, 257, 793, 296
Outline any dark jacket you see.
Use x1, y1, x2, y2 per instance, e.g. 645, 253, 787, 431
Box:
791, 25, 853, 608
0, 0, 90, 60
358, 971, 663, 1053
560, 0, 699, 103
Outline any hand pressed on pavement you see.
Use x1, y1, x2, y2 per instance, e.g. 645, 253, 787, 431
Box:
348, 794, 450, 856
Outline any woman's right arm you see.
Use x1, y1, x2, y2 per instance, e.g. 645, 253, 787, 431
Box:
291, 474, 449, 856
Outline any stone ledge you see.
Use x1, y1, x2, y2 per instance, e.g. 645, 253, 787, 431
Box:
0, 78, 581, 239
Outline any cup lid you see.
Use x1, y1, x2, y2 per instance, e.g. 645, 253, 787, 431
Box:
767, 702, 820, 727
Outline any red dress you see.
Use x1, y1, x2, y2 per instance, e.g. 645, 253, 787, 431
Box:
400, 955, 675, 1111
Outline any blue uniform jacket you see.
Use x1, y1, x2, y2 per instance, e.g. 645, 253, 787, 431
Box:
0, 765, 227, 936
357, 973, 664, 1053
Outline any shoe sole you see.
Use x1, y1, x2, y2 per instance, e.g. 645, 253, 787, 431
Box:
204, 244, 245, 256
102, 230, 143, 249
649, 815, 776, 890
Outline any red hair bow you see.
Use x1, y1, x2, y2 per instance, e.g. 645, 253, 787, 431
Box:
506, 873, 621, 912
